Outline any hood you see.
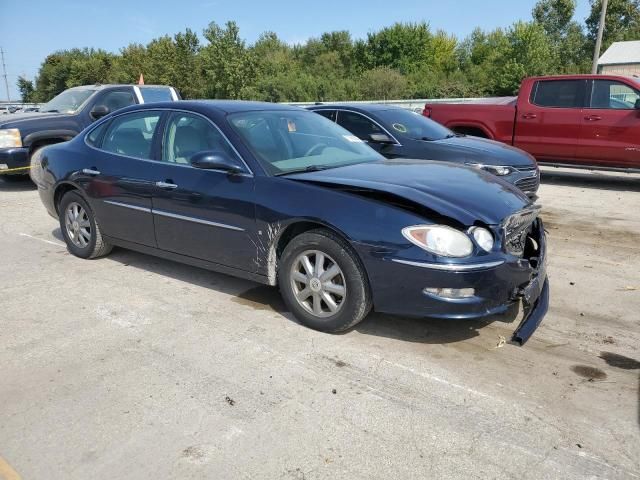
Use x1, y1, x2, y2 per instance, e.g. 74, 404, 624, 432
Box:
429, 135, 535, 167
286, 160, 532, 226
0, 111, 64, 127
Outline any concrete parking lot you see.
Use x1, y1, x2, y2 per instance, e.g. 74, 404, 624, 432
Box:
1, 168, 639, 479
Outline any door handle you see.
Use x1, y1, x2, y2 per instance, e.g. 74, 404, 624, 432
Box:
82, 168, 101, 176
584, 115, 602, 121
155, 180, 178, 189
522, 113, 537, 119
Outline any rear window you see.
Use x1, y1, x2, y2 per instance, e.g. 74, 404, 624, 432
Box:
139, 87, 174, 103
531, 80, 584, 108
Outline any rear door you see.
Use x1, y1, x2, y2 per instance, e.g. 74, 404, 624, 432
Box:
514, 79, 586, 162
83, 110, 163, 247
150, 110, 257, 272
576, 78, 640, 168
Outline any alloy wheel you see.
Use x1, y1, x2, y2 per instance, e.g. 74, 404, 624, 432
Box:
290, 249, 346, 318
65, 202, 92, 248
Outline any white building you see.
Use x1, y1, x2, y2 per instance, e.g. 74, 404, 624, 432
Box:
597, 40, 640, 75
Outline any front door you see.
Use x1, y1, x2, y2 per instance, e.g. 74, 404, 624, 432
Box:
577, 78, 640, 169
336, 110, 401, 158
83, 110, 162, 247
514, 78, 586, 163
151, 111, 257, 272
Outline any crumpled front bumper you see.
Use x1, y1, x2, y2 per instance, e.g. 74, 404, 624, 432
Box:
357, 219, 549, 345
512, 277, 549, 345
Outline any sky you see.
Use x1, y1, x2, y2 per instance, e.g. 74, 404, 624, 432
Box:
0, 0, 593, 101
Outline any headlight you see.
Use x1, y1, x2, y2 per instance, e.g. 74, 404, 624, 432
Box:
402, 225, 473, 258
470, 226, 494, 252
466, 163, 513, 176
0, 128, 22, 148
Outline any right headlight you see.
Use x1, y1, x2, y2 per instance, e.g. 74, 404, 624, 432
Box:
469, 226, 494, 252
402, 225, 473, 258
466, 162, 514, 176
0, 128, 22, 149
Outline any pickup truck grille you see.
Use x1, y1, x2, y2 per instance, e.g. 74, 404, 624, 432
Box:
502, 206, 541, 256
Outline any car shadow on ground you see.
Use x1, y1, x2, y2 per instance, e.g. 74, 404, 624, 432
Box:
0, 176, 36, 191
540, 168, 640, 193
53, 226, 519, 346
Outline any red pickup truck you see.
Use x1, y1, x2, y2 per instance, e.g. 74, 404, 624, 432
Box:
423, 74, 640, 172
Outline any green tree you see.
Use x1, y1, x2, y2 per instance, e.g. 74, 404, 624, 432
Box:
533, 0, 576, 39
200, 21, 255, 99
586, 0, 640, 51
363, 22, 434, 74
17, 76, 35, 102
358, 67, 409, 100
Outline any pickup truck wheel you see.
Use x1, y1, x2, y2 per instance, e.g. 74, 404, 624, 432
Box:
59, 191, 112, 259
278, 229, 372, 333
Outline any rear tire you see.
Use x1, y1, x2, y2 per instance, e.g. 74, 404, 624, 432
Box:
278, 229, 372, 332
59, 191, 112, 259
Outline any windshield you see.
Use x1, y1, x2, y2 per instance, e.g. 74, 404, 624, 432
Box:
376, 108, 454, 141
228, 110, 384, 175
41, 88, 95, 113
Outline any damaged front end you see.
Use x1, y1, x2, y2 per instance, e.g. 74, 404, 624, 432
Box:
502, 207, 549, 345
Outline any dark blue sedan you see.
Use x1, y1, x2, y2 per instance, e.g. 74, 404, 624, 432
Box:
34, 101, 548, 344
308, 104, 540, 198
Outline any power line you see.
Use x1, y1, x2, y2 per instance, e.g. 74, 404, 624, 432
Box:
0, 47, 10, 101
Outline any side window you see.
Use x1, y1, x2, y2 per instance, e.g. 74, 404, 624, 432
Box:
162, 112, 242, 166
100, 90, 136, 113
590, 80, 640, 109
337, 111, 383, 139
101, 111, 161, 159
531, 80, 583, 108
315, 110, 337, 122
86, 120, 110, 147
139, 87, 174, 103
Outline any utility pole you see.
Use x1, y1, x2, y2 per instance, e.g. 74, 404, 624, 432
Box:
591, 0, 608, 74
0, 47, 10, 101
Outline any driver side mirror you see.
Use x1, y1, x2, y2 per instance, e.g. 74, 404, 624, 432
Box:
90, 104, 110, 120
191, 151, 243, 174
368, 133, 395, 144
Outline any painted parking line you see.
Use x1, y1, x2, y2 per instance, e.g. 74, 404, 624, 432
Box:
18, 232, 66, 248
0, 456, 21, 480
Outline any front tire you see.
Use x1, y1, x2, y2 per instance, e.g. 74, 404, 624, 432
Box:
279, 229, 372, 332
59, 191, 112, 259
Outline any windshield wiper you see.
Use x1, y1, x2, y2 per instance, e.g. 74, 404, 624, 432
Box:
42, 109, 59, 113
275, 165, 333, 176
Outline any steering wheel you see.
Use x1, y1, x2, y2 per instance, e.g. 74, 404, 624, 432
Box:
304, 143, 327, 157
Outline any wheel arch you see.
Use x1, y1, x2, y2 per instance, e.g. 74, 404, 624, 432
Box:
448, 124, 492, 139
23, 130, 77, 154
267, 219, 364, 287
53, 181, 86, 215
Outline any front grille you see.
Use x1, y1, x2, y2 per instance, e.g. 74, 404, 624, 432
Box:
515, 175, 540, 192
514, 165, 538, 173
502, 206, 541, 256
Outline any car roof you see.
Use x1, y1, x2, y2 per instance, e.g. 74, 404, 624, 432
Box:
119, 100, 306, 114
308, 103, 402, 113
67, 84, 175, 91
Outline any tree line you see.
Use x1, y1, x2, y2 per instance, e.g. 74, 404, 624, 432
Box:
17, 0, 640, 104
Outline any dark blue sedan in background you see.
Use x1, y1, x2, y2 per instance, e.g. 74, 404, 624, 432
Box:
308, 104, 540, 198
33, 101, 548, 344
